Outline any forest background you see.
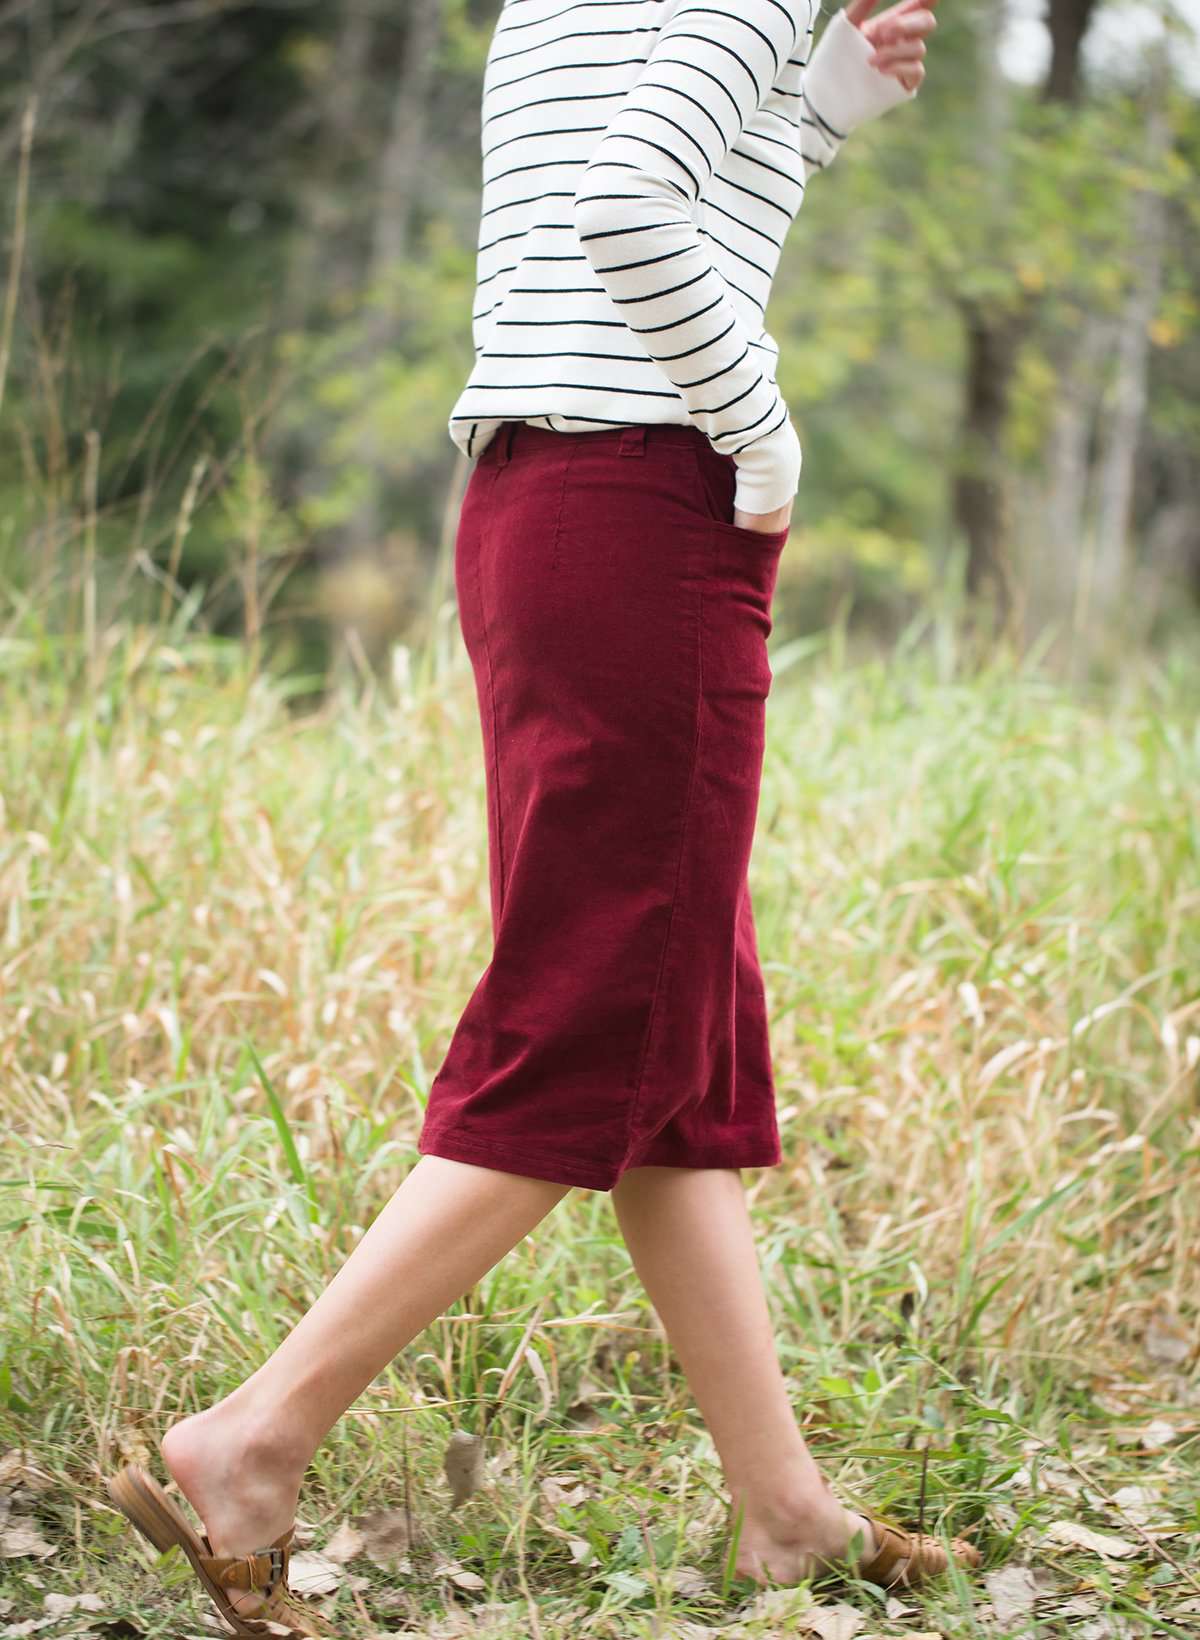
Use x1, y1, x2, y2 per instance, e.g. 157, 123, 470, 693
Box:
2, 0, 1198, 673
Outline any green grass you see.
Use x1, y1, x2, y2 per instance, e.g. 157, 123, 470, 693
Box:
2, 612, 1198, 1639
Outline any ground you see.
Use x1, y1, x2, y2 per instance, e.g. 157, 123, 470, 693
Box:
2, 623, 1198, 1639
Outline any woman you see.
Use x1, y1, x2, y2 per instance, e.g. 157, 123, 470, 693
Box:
108, 2, 982, 1633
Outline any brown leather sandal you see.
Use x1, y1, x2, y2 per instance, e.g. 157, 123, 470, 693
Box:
107, 1463, 335, 1638
835, 1509, 983, 1589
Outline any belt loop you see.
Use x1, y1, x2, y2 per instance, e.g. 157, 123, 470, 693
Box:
618, 425, 647, 458
496, 422, 515, 465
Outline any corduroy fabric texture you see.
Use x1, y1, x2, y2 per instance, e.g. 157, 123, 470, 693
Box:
418, 421, 787, 1190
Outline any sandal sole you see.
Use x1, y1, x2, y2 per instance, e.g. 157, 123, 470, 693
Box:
107, 1464, 311, 1638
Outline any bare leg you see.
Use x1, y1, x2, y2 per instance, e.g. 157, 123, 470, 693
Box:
610, 1166, 884, 1586
162, 1157, 568, 1610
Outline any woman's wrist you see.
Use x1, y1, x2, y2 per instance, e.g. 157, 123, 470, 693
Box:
730, 418, 802, 516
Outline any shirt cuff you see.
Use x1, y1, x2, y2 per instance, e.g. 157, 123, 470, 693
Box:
731, 417, 803, 515
802, 7, 920, 141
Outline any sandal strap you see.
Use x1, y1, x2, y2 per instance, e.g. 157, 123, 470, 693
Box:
199, 1528, 293, 1595
857, 1518, 984, 1588
857, 1521, 922, 1587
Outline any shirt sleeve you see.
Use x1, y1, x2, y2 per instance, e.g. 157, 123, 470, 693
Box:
803, 6, 919, 157
572, 2, 918, 515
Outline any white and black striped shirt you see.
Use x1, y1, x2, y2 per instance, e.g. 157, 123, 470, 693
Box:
449, 1, 917, 513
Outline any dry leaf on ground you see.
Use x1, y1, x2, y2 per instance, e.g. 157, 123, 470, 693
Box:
0, 1519, 55, 1559
358, 1507, 413, 1568
321, 1520, 365, 1564
540, 1477, 591, 1509
1112, 1417, 1178, 1451
983, 1564, 1038, 1623
42, 1594, 105, 1617
286, 1551, 341, 1596
0, 1454, 51, 1497
669, 1566, 708, 1598
1108, 1484, 1176, 1531
1043, 1520, 1139, 1558
792, 1604, 863, 1640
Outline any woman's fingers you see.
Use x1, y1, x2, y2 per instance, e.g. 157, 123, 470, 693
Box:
844, 0, 939, 27
865, 8, 938, 49
869, 37, 930, 67
842, 0, 937, 95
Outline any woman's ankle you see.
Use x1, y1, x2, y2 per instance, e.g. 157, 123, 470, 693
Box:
729, 1475, 848, 1552
161, 1398, 309, 1555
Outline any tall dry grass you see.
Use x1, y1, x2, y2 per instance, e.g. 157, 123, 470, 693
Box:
1, 604, 1197, 1638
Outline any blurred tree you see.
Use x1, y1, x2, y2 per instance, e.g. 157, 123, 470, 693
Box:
0, 0, 1196, 670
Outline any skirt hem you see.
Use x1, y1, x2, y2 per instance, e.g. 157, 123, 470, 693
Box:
417, 1123, 782, 1193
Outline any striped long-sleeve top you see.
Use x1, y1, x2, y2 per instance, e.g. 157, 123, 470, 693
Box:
449, 0, 918, 514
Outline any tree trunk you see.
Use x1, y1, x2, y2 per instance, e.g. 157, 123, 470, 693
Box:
1088, 45, 1170, 616
339, 0, 446, 565
952, 0, 1099, 635
1042, 0, 1099, 106
953, 295, 1033, 628
370, 0, 444, 290
281, 0, 376, 334
1023, 312, 1111, 649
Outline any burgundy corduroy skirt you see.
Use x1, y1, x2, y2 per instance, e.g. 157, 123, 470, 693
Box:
417, 418, 789, 1191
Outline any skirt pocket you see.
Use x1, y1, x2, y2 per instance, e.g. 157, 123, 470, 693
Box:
690, 439, 792, 549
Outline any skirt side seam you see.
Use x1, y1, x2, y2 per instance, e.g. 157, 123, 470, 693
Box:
618, 541, 708, 1163
477, 466, 507, 919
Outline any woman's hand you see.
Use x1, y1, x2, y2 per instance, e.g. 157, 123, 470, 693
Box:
846, 0, 939, 94
733, 499, 793, 534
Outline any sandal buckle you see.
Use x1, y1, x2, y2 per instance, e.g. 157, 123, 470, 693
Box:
262, 1544, 285, 1593
245, 1543, 285, 1594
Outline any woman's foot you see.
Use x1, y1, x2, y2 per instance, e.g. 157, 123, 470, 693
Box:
731, 1487, 884, 1586
161, 1402, 307, 1620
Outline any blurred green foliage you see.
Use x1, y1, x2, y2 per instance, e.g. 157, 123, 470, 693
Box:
1, 0, 1197, 674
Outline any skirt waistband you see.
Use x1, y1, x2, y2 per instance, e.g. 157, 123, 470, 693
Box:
487, 419, 726, 466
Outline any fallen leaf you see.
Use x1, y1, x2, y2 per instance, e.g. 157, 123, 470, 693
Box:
42, 1594, 106, 1617
1110, 1485, 1160, 1526
0, 1454, 49, 1494
567, 1536, 595, 1566
540, 1478, 590, 1510
983, 1565, 1038, 1623
1138, 1418, 1176, 1451
449, 1571, 485, 1591
442, 1431, 485, 1508
287, 1552, 341, 1597
358, 1507, 412, 1568
321, 1520, 365, 1564
1043, 1521, 1139, 1558
794, 1605, 864, 1640
0, 1519, 55, 1559
670, 1566, 708, 1598
748, 1584, 812, 1614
